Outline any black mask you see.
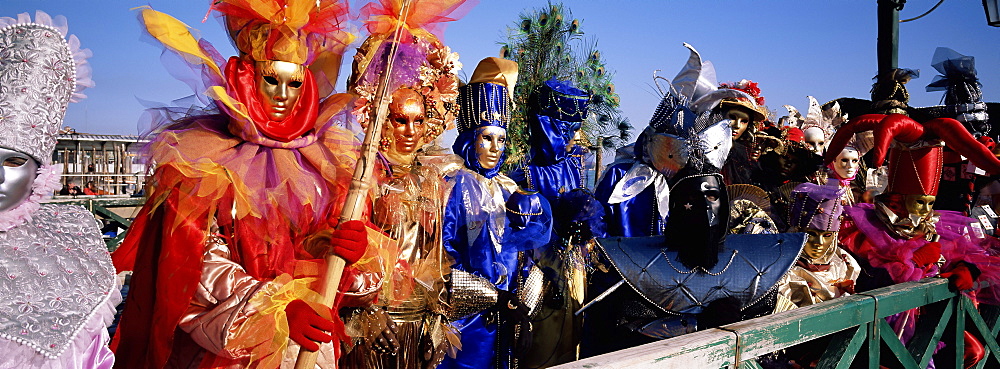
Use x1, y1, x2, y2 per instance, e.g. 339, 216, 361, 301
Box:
664, 173, 729, 269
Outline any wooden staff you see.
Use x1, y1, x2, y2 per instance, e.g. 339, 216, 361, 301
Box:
294, 1, 412, 367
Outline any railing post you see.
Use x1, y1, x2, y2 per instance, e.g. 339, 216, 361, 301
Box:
955, 296, 967, 369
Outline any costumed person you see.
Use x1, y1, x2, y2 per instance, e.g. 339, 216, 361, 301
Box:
0, 11, 120, 368
439, 56, 536, 369
753, 122, 823, 231
778, 183, 859, 307
594, 43, 748, 237
790, 96, 864, 205
583, 43, 806, 357
339, 1, 469, 367
507, 79, 604, 367
922, 47, 992, 214
827, 146, 862, 206
829, 113, 1000, 368
718, 79, 768, 186
796, 96, 847, 157
111, 2, 374, 368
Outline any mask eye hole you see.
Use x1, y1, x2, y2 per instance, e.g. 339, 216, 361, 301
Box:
3, 157, 27, 167
288, 80, 302, 88
263, 76, 279, 85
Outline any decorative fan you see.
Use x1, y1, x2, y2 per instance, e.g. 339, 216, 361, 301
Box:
727, 184, 772, 212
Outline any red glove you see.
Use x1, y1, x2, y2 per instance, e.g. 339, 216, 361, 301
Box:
285, 299, 336, 352
912, 242, 941, 268
941, 263, 978, 291
331, 220, 368, 265
834, 279, 856, 295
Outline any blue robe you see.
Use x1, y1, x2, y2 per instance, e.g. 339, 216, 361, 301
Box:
509, 147, 586, 205
594, 161, 665, 237
440, 169, 519, 369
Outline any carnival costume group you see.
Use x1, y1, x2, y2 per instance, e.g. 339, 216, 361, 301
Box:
2, 1, 1000, 369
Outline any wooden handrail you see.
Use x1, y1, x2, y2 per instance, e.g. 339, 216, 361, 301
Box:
556, 278, 999, 368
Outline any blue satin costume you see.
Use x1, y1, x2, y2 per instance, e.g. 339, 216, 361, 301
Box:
440, 72, 521, 369
593, 158, 664, 237
508, 80, 590, 204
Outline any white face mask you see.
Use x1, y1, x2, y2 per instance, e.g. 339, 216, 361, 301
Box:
803, 127, 826, 155
474, 126, 507, 170
0, 147, 39, 212
833, 148, 860, 180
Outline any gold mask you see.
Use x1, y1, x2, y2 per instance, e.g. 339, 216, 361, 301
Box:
254, 60, 306, 122
383, 88, 427, 165
905, 194, 936, 218
803, 228, 838, 263
725, 107, 752, 140
475, 126, 507, 170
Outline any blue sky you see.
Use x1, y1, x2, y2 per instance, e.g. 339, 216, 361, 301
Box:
2, 0, 998, 136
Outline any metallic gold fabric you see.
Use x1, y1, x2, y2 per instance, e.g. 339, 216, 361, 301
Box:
777, 248, 860, 307
468, 57, 518, 91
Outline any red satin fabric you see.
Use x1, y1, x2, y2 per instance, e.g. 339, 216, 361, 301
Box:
885, 145, 942, 196
872, 114, 925, 167
111, 168, 219, 368
110, 163, 354, 368
924, 117, 1000, 174
824, 114, 885, 165
225, 57, 319, 142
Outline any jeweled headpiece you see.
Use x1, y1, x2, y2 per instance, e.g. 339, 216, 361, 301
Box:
528, 79, 589, 164
789, 183, 844, 231
925, 47, 989, 136
641, 43, 749, 176
531, 79, 590, 122
0, 11, 92, 164
456, 57, 518, 134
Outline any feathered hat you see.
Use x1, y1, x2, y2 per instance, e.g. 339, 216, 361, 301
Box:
718, 79, 768, 122
640, 43, 752, 176
0, 11, 93, 165
349, 0, 468, 140
607, 43, 745, 221
215, 0, 350, 65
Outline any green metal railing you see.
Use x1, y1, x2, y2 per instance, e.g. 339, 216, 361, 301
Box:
557, 278, 999, 368
44, 196, 144, 250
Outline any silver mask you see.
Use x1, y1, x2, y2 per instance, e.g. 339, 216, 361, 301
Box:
0, 147, 39, 212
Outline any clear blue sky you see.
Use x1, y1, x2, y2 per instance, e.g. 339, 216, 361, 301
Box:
2, 0, 998, 136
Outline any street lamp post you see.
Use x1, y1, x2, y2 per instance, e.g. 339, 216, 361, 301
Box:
877, 0, 906, 75
985, 0, 1000, 26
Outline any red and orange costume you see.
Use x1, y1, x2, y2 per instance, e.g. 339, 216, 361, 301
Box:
111, 2, 376, 368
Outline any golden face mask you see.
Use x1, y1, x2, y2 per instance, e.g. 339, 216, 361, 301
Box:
803, 228, 838, 263
475, 126, 506, 170
254, 60, 306, 122
384, 88, 427, 162
905, 194, 936, 218
725, 107, 752, 140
